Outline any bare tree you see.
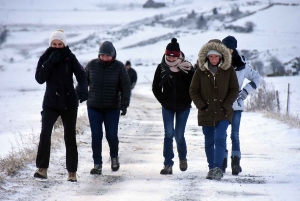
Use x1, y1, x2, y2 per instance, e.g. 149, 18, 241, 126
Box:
229, 5, 242, 18
251, 60, 265, 76
187, 10, 196, 19
269, 56, 285, 76
245, 21, 255, 32
0, 27, 8, 47
196, 15, 207, 29
212, 7, 218, 15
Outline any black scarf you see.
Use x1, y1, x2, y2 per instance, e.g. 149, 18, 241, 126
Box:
232, 49, 246, 70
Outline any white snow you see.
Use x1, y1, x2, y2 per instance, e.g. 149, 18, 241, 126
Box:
1, 0, 300, 200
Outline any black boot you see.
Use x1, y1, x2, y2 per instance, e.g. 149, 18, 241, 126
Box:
231, 156, 242, 175
222, 158, 227, 173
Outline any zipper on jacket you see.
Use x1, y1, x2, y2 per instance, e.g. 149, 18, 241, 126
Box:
213, 76, 216, 86
213, 75, 216, 126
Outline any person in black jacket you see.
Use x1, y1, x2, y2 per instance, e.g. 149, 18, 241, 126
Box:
34, 30, 88, 182
152, 38, 194, 174
125, 61, 137, 90
86, 41, 131, 175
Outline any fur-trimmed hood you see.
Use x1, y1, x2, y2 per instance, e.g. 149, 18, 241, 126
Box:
198, 41, 232, 71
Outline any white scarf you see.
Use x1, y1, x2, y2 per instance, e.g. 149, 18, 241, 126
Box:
164, 55, 192, 73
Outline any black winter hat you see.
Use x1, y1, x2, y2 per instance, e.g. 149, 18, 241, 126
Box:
165, 38, 181, 57
125, 61, 131, 66
222, 36, 237, 49
98, 41, 116, 57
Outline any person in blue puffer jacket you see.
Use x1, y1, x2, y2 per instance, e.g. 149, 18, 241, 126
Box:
222, 36, 261, 175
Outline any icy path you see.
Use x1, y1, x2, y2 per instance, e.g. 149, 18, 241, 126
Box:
2, 83, 300, 201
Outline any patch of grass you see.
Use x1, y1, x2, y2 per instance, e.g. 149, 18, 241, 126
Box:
263, 111, 300, 129
246, 79, 300, 128
246, 79, 277, 112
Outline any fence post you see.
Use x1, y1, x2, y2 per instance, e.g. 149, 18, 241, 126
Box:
286, 83, 290, 115
276, 90, 280, 112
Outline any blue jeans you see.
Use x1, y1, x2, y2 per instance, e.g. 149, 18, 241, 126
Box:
87, 107, 120, 165
162, 107, 190, 166
202, 120, 229, 169
225, 111, 242, 158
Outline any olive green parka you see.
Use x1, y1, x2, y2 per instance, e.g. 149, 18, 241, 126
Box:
189, 41, 239, 126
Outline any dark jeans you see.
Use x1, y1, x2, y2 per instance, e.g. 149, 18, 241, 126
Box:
36, 107, 78, 172
87, 107, 120, 165
225, 111, 242, 158
202, 120, 229, 169
162, 107, 190, 166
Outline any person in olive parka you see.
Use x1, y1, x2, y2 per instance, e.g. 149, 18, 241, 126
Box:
189, 40, 239, 180
34, 30, 88, 182
85, 41, 131, 175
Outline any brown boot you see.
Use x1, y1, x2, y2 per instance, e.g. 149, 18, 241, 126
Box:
67, 172, 77, 182
34, 168, 47, 179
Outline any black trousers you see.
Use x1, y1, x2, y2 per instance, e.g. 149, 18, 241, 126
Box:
36, 107, 78, 172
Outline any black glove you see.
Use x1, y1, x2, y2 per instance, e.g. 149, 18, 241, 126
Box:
131, 82, 136, 89
48, 51, 61, 64
120, 106, 127, 116
201, 105, 208, 111
79, 92, 88, 103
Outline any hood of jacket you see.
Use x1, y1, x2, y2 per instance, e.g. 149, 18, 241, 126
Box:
198, 42, 232, 71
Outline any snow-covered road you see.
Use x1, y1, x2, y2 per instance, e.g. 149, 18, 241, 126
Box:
2, 83, 300, 201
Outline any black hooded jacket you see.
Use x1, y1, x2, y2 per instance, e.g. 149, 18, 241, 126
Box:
85, 46, 131, 109
35, 47, 88, 110
152, 53, 194, 112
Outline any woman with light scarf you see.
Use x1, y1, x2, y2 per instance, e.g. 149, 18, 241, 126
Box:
152, 38, 194, 175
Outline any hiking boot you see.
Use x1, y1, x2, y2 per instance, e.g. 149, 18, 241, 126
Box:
34, 168, 47, 179
222, 158, 227, 173
212, 167, 223, 180
111, 157, 120, 171
160, 165, 172, 175
206, 169, 214, 180
231, 156, 242, 175
90, 164, 102, 175
179, 159, 188, 171
67, 172, 77, 182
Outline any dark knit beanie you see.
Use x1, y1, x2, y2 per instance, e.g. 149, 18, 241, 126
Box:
98, 41, 116, 57
165, 38, 180, 57
125, 61, 131, 66
222, 36, 237, 49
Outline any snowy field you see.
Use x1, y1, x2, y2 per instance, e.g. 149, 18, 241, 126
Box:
0, 0, 300, 200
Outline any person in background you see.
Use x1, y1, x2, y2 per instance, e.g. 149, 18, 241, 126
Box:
221, 35, 261, 175
85, 41, 131, 175
152, 38, 194, 175
34, 30, 88, 182
125, 60, 138, 91
189, 39, 239, 180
